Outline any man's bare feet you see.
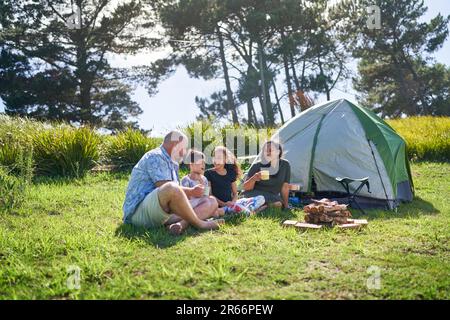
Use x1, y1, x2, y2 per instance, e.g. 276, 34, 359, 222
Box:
167, 219, 224, 235
167, 220, 189, 235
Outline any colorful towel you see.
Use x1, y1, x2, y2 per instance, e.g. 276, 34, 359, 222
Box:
224, 196, 266, 216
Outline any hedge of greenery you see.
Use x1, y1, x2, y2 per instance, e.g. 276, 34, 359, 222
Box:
387, 116, 450, 162
0, 115, 448, 181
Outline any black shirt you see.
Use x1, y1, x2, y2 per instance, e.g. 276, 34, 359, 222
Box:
244, 159, 291, 198
204, 164, 237, 202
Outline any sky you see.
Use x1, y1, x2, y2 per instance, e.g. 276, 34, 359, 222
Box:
1, 0, 449, 136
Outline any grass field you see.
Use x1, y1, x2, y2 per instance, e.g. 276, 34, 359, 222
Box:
0, 162, 449, 299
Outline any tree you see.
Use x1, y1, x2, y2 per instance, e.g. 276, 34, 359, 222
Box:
0, 0, 157, 130
343, 0, 450, 116
153, 0, 240, 125
195, 90, 237, 122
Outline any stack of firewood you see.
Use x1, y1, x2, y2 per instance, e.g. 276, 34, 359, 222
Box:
303, 198, 352, 225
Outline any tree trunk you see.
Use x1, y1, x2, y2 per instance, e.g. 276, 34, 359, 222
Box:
289, 52, 301, 91
272, 79, 285, 124
257, 92, 267, 125
251, 102, 258, 127
317, 55, 331, 101
217, 29, 238, 125
301, 58, 306, 90
258, 40, 275, 126
283, 52, 295, 118
247, 98, 258, 127
74, 5, 93, 125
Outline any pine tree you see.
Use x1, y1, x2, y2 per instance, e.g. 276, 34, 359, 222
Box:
342, 0, 450, 116
0, 0, 157, 130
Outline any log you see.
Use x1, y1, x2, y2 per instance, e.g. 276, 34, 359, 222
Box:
318, 214, 334, 223
323, 204, 348, 212
322, 211, 347, 217
347, 219, 368, 225
282, 220, 299, 228
295, 222, 323, 230
337, 223, 364, 230
332, 216, 348, 225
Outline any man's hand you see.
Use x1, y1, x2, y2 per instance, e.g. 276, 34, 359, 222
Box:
190, 184, 205, 198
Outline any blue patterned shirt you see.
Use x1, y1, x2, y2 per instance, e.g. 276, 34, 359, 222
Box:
122, 145, 179, 223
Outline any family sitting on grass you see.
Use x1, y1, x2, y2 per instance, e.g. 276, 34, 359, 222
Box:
122, 130, 291, 235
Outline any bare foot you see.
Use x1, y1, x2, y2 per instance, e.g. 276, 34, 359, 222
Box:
167, 220, 189, 235
214, 208, 225, 217
199, 219, 225, 230
254, 205, 268, 214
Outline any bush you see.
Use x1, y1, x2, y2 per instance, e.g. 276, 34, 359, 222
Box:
0, 148, 33, 212
105, 129, 161, 170
0, 168, 26, 212
0, 116, 37, 170
182, 121, 277, 160
33, 126, 101, 178
388, 116, 450, 162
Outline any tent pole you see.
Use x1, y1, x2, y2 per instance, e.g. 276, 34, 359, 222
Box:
368, 139, 392, 210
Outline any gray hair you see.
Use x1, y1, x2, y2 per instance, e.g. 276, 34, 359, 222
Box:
163, 130, 188, 145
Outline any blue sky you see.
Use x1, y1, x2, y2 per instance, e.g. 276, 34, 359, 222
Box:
1, 0, 449, 136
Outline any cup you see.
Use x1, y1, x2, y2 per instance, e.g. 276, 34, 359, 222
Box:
290, 184, 301, 191
260, 170, 270, 180
203, 185, 210, 196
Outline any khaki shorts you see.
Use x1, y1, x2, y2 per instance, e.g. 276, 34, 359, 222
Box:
130, 188, 170, 228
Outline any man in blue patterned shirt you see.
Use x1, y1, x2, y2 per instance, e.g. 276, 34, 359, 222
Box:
123, 130, 223, 234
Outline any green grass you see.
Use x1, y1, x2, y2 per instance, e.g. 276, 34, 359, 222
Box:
388, 116, 450, 162
1, 115, 449, 176
0, 163, 449, 300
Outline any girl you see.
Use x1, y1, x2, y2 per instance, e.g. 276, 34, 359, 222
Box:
181, 149, 224, 217
205, 146, 266, 215
204, 146, 241, 207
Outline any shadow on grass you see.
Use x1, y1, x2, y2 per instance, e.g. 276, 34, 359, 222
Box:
350, 196, 440, 220
32, 171, 130, 186
254, 207, 298, 223
114, 207, 296, 248
115, 223, 190, 249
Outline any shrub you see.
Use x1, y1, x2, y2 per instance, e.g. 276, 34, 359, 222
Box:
105, 129, 161, 170
182, 121, 277, 160
0, 167, 26, 212
0, 149, 33, 212
0, 116, 36, 170
388, 116, 450, 162
33, 126, 101, 177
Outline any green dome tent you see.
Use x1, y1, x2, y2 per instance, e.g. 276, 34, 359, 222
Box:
267, 98, 414, 209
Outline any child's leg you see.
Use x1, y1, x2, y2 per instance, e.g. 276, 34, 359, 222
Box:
269, 201, 283, 208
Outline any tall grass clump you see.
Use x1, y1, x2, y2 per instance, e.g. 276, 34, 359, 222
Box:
105, 129, 161, 170
388, 116, 450, 162
33, 126, 101, 178
0, 167, 26, 212
182, 120, 277, 159
0, 146, 33, 213
0, 115, 39, 170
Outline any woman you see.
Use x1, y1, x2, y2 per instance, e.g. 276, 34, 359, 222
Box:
242, 141, 291, 209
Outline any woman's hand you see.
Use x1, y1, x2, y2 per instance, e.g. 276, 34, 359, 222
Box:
252, 171, 263, 181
